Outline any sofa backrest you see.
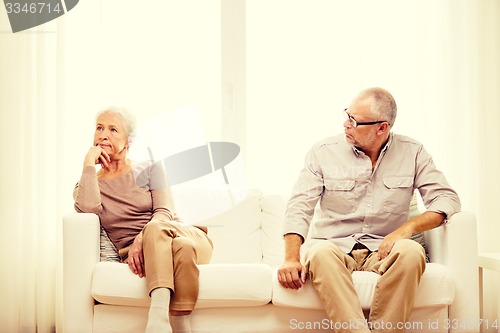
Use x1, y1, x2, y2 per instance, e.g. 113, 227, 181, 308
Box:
174, 188, 423, 267
193, 189, 264, 264
260, 195, 287, 266
173, 188, 287, 266
100, 187, 423, 266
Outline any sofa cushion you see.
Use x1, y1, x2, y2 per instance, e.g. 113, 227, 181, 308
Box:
271, 263, 454, 310
196, 189, 263, 264
92, 262, 272, 308
172, 186, 250, 225
261, 195, 287, 267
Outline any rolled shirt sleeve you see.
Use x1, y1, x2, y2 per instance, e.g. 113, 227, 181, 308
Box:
414, 145, 461, 222
283, 147, 323, 241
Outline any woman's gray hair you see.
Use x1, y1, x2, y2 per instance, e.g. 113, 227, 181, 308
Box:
96, 107, 137, 148
359, 87, 397, 128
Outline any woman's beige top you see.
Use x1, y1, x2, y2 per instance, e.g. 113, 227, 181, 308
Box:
74, 161, 179, 250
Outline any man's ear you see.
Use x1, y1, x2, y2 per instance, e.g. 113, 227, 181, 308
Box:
377, 122, 389, 135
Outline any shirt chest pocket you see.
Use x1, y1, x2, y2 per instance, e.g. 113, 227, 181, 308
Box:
322, 179, 356, 214
382, 176, 414, 214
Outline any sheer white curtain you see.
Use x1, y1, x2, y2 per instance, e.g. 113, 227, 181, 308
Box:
0, 17, 62, 333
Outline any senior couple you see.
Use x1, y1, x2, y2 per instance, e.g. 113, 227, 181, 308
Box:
73, 87, 460, 333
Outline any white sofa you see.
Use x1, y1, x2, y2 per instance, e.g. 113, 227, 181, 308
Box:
61, 189, 480, 333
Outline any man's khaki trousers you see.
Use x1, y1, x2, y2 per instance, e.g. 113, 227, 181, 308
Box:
305, 239, 426, 333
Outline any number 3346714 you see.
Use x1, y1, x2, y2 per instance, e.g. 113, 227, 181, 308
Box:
5, 2, 62, 14
444, 319, 499, 330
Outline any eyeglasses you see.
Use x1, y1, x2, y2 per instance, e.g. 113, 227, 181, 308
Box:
344, 108, 389, 128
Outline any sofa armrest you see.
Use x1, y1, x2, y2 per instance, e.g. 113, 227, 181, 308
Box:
424, 211, 479, 332
62, 213, 100, 333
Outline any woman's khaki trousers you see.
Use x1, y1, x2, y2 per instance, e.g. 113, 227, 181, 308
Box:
121, 220, 213, 311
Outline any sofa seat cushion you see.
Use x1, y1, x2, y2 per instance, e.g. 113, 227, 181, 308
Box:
92, 262, 273, 308
271, 263, 454, 310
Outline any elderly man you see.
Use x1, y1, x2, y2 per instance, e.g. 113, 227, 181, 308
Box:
277, 87, 460, 333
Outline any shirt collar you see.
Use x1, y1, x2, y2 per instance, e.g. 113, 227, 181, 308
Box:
352, 145, 362, 156
351, 132, 393, 156
381, 132, 393, 152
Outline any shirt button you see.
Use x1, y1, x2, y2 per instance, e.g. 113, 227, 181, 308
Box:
364, 224, 369, 228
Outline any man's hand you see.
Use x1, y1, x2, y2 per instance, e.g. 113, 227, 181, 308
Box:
377, 227, 411, 260
278, 260, 307, 289
127, 233, 145, 278
378, 211, 446, 260
278, 233, 306, 289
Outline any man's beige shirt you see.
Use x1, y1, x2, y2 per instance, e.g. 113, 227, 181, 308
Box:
283, 132, 461, 253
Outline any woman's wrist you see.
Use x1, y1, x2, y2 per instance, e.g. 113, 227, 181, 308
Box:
134, 232, 143, 245
83, 159, 96, 168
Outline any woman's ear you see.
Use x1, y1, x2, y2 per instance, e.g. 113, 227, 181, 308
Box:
126, 132, 135, 151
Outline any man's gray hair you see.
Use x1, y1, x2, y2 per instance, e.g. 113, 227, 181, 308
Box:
359, 87, 397, 128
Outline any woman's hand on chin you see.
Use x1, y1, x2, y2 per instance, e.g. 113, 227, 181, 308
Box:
84, 146, 111, 169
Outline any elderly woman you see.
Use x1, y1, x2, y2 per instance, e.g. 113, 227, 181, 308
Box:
74, 108, 213, 333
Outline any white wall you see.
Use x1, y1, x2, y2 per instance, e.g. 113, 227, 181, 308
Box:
246, 0, 478, 199
59, 0, 222, 213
